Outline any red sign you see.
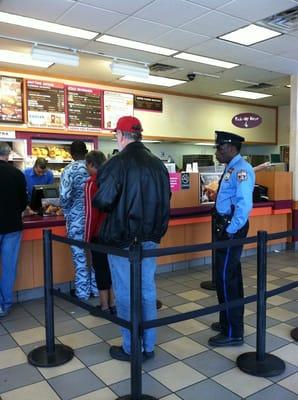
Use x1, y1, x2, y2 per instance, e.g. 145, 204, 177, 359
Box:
232, 113, 262, 129
169, 173, 181, 191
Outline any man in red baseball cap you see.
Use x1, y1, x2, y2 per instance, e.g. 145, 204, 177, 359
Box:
93, 115, 171, 362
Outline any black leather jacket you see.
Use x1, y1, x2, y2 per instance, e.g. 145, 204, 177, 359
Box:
93, 141, 171, 248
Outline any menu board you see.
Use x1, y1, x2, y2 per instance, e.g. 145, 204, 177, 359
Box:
27, 80, 65, 128
67, 85, 101, 131
0, 75, 23, 123
103, 91, 134, 129
134, 95, 163, 112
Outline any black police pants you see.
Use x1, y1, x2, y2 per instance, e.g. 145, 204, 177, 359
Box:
215, 221, 249, 338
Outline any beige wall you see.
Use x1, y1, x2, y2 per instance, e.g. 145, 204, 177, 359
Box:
278, 105, 290, 145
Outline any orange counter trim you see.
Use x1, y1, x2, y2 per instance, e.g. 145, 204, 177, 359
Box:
272, 208, 292, 215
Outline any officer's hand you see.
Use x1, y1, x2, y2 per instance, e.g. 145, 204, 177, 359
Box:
222, 231, 234, 240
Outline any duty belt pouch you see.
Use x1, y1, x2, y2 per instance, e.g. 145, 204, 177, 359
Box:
215, 214, 232, 239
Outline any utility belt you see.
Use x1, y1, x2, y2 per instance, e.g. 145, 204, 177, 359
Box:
212, 207, 234, 239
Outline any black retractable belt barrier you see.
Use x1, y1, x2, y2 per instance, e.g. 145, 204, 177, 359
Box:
117, 242, 156, 400
291, 327, 298, 341
200, 212, 216, 291
28, 229, 74, 367
237, 231, 285, 377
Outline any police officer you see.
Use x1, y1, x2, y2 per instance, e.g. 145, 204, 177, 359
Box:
208, 131, 255, 347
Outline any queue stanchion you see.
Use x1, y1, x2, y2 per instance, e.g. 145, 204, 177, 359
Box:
237, 230, 285, 377
28, 229, 74, 367
117, 241, 156, 400
290, 327, 298, 341
201, 212, 216, 290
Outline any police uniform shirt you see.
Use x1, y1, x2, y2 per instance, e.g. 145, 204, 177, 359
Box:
216, 154, 255, 234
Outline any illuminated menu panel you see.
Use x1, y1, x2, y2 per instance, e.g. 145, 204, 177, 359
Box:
103, 91, 134, 129
27, 80, 65, 128
67, 85, 101, 131
0, 75, 23, 123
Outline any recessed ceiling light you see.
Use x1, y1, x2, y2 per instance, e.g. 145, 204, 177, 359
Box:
119, 75, 186, 87
0, 49, 52, 68
174, 52, 238, 69
219, 24, 282, 46
220, 90, 272, 99
285, 84, 291, 88
96, 34, 177, 56
0, 11, 98, 39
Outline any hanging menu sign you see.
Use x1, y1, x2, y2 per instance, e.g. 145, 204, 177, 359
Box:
134, 95, 163, 112
103, 91, 134, 129
27, 80, 65, 128
0, 75, 23, 123
67, 85, 102, 131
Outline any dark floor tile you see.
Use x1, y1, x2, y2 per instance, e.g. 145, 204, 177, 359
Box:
245, 314, 280, 328
280, 301, 298, 313
142, 347, 177, 372
2, 316, 41, 333
0, 363, 43, 393
54, 319, 86, 336
0, 324, 8, 336
156, 325, 182, 344
48, 368, 105, 400
110, 373, 170, 399
91, 323, 120, 340
0, 306, 31, 322
244, 332, 289, 352
189, 328, 215, 348
246, 383, 297, 400
0, 334, 17, 351
165, 283, 191, 294
184, 350, 235, 377
75, 342, 111, 366
268, 361, 298, 383
177, 379, 241, 400
162, 295, 189, 307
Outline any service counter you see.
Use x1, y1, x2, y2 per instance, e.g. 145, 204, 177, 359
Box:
15, 199, 292, 294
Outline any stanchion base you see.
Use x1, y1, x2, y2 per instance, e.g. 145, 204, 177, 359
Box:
28, 344, 74, 367
200, 280, 216, 291
290, 327, 298, 341
116, 396, 157, 400
237, 352, 285, 377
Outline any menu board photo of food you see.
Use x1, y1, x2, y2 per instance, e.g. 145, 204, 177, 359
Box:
67, 85, 102, 131
27, 80, 65, 128
103, 91, 134, 130
0, 75, 23, 123
200, 172, 222, 204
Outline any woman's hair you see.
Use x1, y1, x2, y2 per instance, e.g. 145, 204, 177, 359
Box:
86, 150, 106, 170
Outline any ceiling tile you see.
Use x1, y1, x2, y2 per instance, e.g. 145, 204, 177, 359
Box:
57, 3, 126, 32
252, 34, 298, 55
106, 17, 171, 42
0, 0, 75, 21
222, 65, 284, 83
0, 22, 90, 49
76, 0, 153, 14
134, 0, 210, 28
182, 10, 247, 37
185, 0, 232, 8
218, 0, 297, 22
149, 29, 210, 51
188, 38, 270, 64
246, 54, 298, 75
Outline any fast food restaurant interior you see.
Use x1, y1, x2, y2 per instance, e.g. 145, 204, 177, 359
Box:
0, 1, 297, 399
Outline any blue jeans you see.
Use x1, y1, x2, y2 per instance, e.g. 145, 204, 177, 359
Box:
0, 231, 22, 311
108, 241, 157, 354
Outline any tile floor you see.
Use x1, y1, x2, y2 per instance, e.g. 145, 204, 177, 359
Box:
0, 250, 297, 400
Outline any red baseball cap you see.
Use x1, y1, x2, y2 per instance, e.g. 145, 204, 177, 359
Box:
114, 116, 143, 133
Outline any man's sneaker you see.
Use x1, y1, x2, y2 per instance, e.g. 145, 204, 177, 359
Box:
110, 346, 131, 362
144, 350, 155, 360
0, 305, 8, 317
208, 333, 243, 347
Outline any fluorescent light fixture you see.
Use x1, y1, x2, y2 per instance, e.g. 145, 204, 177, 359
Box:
142, 140, 161, 143
110, 60, 149, 78
174, 52, 238, 69
0, 11, 98, 39
193, 72, 221, 79
119, 75, 186, 87
195, 142, 214, 146
96, 34, 177, 56
32, 45, 79, 66
285, 84, 291, 88
220, 90, 272, 99
0, 49, 52, 68
235, 79, 259, 85
219, 24, 282, 45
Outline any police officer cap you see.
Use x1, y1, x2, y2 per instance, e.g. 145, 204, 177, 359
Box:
215, 131, 245, 145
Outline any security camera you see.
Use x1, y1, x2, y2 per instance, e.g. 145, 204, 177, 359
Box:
187, 73, 196, 81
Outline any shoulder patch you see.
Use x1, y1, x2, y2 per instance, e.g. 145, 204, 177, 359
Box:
237, 170, 248, 181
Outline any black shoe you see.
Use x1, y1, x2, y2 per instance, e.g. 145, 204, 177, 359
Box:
90, 305, 111, 317
110, 346, 131, 361
211, 322, 222, 332
70, 288, 77, 298
208, 333, 243, 347
156, 299, 163, 310
109, 306, 117, 315
144, 350, 155, 360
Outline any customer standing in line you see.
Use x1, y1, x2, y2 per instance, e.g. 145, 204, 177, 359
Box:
0, 142, 27, 317
84, 150, 115, 314
209, 131, 255, 347
93, 116, 171, 361
60, 141, 98, 300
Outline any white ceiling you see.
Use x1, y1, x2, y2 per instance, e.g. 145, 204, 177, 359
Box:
0, 0, 298, 106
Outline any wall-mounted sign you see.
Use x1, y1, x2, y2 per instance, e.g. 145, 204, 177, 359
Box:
169, 173, 181, 191
27, 80, 65, 128
232, 113, 262, 129
181, 172, 190, 190
67, 85, 102, 131
103, 91, 134, 130
0, 130, 15, 139
0, 76, 23, 123
134, 95, 163, 112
